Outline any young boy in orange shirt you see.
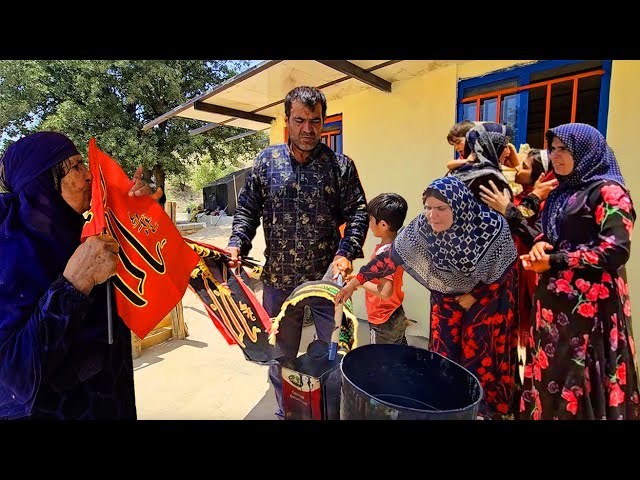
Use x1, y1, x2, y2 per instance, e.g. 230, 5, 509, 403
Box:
358, 193, 409, 344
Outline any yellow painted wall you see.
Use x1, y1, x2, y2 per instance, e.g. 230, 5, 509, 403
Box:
266, 60, 640, 341
328, 65, 458, 335
606, 60, 640, 340
269, 117, 286, 144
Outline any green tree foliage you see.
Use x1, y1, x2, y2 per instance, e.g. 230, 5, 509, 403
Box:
188, 153, 234, 193
0, 60, 266, 194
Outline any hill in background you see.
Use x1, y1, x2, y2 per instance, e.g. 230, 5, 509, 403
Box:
165, 182, 201, 214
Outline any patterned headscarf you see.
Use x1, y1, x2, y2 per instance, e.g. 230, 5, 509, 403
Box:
393, 176, 517, 294
452, 121, 512, 185
542, 123, 626, 243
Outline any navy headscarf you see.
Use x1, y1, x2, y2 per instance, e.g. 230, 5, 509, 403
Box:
393, 176, 517, 294
0, 132, 83, 410
542, 123, 626, 243
453, 121, 512, 185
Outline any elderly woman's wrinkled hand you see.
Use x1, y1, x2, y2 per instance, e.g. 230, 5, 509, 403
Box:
63, 233, 120, 295
128, 166, 163, 200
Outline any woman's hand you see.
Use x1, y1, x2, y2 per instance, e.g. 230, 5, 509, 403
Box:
63, 233, 120, 295
520, 254, 551, 273
455, 293, 477, 311
335, 277, 361, 305
531, 174, 559, 201
479, 180, 511, 216
521, 242, 553, 273
128, 166, 163, 199
529, 241, 554, 261
502, 143, 520, 169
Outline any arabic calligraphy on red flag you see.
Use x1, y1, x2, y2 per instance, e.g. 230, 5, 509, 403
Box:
81, 138, 200, 338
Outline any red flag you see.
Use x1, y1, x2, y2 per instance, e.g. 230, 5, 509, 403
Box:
81, 140, 107, 239
81, 138, 200, 338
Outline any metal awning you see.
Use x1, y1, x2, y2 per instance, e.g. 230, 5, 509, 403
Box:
142, 60, 466, 136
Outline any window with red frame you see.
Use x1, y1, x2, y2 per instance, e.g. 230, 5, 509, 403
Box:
457, 60, 611, 150
285, 113, 343, 154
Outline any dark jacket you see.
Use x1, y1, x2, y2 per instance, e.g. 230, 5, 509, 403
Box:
229, 142, 368, 290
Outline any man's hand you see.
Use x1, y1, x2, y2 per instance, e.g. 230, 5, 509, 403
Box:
128, 166, 162, 199
332, 255, 353, 280
454, 293, 477, 311
63, 233, 120, 295
226, 246, 241, 268
479, 180, 511, 216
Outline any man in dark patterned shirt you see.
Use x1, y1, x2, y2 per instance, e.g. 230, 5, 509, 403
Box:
227, 86, 368, 419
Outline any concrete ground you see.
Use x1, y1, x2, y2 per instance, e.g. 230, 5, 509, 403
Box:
133, 222, 428, 420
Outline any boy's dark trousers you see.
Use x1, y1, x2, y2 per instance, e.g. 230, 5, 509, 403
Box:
369, 305, 408, 345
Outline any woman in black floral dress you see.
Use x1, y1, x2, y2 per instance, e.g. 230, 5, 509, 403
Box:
519, 123, 640, 419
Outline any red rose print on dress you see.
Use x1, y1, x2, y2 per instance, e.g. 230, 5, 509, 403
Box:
595, 204, 605, 225
616, 277, 629, 296
609, 382, 625, 407
575, 278, 591, 293
577, 302, 596, 318
617, 195, 632, 213
616, 362, 627, 386
561, 270, 574, 282
597, 284, 609, 300
582, 251, 599, 265
555, 278, 574, 295
601, 184, 626, 206
561, 387, 583, 415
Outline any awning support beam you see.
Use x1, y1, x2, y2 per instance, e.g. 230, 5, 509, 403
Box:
316, 60, 392, 92
189, 123, 221, 136
194, 102, 275, 125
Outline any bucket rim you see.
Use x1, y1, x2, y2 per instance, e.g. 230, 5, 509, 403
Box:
340, 344, 484, 416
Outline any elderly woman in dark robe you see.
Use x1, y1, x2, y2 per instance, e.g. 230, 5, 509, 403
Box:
0, 131, 154, 419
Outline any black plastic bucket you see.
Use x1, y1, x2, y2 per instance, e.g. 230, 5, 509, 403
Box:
340, 344, 482, 420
